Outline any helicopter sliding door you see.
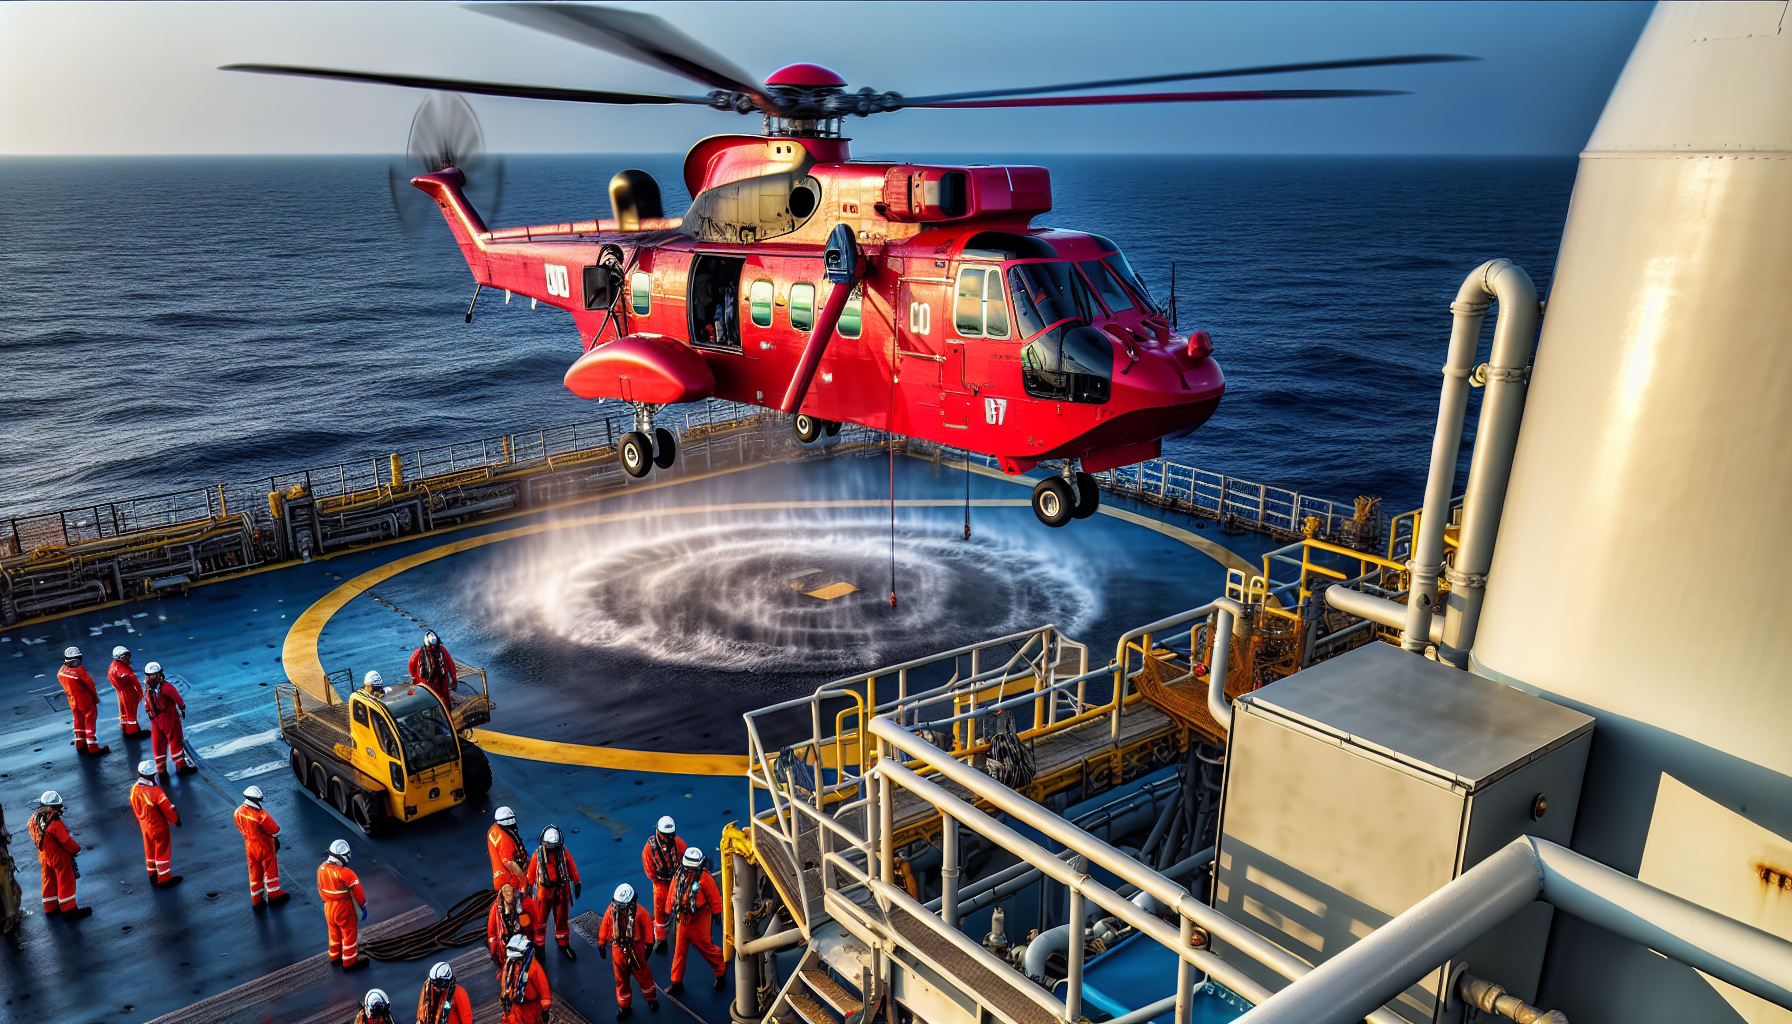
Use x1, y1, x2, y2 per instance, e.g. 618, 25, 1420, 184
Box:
688, 254, 744, 353
896, 274, 948, 389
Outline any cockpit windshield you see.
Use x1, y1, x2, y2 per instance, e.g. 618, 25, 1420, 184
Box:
1007, 262, 1095, 338
384, 690, 459, 773
1099, 251, 1161, 315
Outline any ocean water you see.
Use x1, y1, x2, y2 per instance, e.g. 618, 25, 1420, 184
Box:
0, 153, 1574, 518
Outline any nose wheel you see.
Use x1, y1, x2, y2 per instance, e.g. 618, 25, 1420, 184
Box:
794, 413, 823, 444
1032, 466, 1100, 527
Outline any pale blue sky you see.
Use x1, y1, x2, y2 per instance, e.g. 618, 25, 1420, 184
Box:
0, 1, 1654, 155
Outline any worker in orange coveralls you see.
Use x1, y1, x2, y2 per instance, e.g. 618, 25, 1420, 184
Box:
526, 825, 581, 958
408, 630, 458, 705
641, 815, 685, 951
58, 647, 109, 756
598, 883, 659, 1021
108, 646, 145, 737
488, 805, 528, 891
500, 934, 553, 1024
667, 847, 726, 993
418, 961, 474, 1024
319, 839, 371, 970
235, 785, 290, 908
488, 882, 541, 962
143, 662, 195, 777
129, 759, 183, 887
28, 792, 88, 919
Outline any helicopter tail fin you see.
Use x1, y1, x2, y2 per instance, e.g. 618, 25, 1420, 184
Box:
410, 170, 491, 277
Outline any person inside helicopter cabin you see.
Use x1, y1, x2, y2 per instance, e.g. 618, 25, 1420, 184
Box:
408, 630, 457, 705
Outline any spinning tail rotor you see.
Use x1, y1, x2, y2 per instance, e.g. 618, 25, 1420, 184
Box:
389, 92, 505, 231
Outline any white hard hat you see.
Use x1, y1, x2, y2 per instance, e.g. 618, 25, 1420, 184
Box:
682, 847, 704, 868
243, 785, 265, 803
329, 839, 352, 857
541, 825, 562, 847
63, 646, 81, 660
138, 759, 157, 777
429, 961, 454, 982
364, 670, 384, 689
494, 806, 516, 826
113, 646, 131, 659
362, 989, 389, 1012
613, 882, 636, 903
423, 630, 440, 647
144, 661, 163, 676
39, 790, 62, 807
657, 815, 676, 834
507, 933, 530, 958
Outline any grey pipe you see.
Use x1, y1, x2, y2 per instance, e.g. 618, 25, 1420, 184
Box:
1325, 587, 1444, 645
1237, 836, 1792, 1024
1403, 261, 1512, 652
739, 927, 804, 955
1205, 601, 1243, 732
1438, 261, 1538, 667
941, 812, 961, 929
1024, 897, 1105, 978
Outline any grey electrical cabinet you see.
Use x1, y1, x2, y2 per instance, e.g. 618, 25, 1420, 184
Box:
1211, 642, 1593, 1023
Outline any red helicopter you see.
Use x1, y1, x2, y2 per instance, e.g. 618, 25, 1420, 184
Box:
228, 4, 1468, 526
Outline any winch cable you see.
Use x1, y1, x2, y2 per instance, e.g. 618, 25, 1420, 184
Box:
963, 451, 972, 540
364, 888, 498, 961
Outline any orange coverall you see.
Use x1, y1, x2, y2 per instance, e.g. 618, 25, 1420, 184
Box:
487, 888, 541, 961
499, 954, 552, 1024
408, 644, 458, 705
487, 822, 527, 891
317, 858, 367, 962
641, 833, 686, 942
233, 803, 287, 904
129, 780, 180, 882
57, 664, 100, 751
599, 901, 658, 1009
28, 809, 80, 913
107, 659, 144, 735
416, 980, 474, 1024
145, 677, 191, 772
525, 844, 581, 947
670, 867, 726, 984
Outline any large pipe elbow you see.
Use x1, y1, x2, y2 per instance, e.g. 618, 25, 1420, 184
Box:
1206, 599, 1245, 733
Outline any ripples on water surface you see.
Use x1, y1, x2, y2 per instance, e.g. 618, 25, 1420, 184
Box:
0, 154, 1574, 515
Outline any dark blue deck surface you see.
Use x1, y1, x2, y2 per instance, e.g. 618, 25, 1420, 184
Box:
0, 457, 1271, 1024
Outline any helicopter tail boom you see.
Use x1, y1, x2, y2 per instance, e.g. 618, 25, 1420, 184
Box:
410, 170, 492, 279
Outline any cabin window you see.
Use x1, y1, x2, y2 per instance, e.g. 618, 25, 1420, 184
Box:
790, 282, 816, 332
839, 285, 863, 339
1079, 260, 1135, 314
749, 280, 775, 327
352, 702, 369, 726
630, 272, 652, 315
954, 267, 1010, 340
372, 714, 401, 760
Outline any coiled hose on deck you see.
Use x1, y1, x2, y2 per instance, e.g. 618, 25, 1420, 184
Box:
364, 889, 498, 961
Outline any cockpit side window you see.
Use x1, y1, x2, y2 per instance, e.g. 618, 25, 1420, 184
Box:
954, 267, 1012, 340
1006, 262, 1092, 339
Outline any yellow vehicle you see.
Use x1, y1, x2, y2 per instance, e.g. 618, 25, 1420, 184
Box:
275, 671, 494, 835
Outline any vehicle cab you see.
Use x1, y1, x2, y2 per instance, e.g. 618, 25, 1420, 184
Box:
346, 685, 465, 823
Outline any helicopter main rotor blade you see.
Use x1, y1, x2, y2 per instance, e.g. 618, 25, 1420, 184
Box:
911, 88, 1407, 109
900, 54, 1476, 106
222, 63, 713, 105
470, 3, 770, 108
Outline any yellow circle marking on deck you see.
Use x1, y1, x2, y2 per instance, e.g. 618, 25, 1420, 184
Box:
284, 492, 1252, 777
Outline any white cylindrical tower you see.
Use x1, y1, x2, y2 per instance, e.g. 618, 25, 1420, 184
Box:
1473, 3, 1792, 1021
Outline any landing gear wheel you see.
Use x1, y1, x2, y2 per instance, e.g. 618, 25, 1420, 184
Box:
461, 742, 493, 798
351, 791, 389, 837
619, 431, 651, 478
1032, 478, 1074, 528
824, 419, 842, 437
652, 428, 677, 469
794, 413, 822, 444
1071, 472, 1100, 519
